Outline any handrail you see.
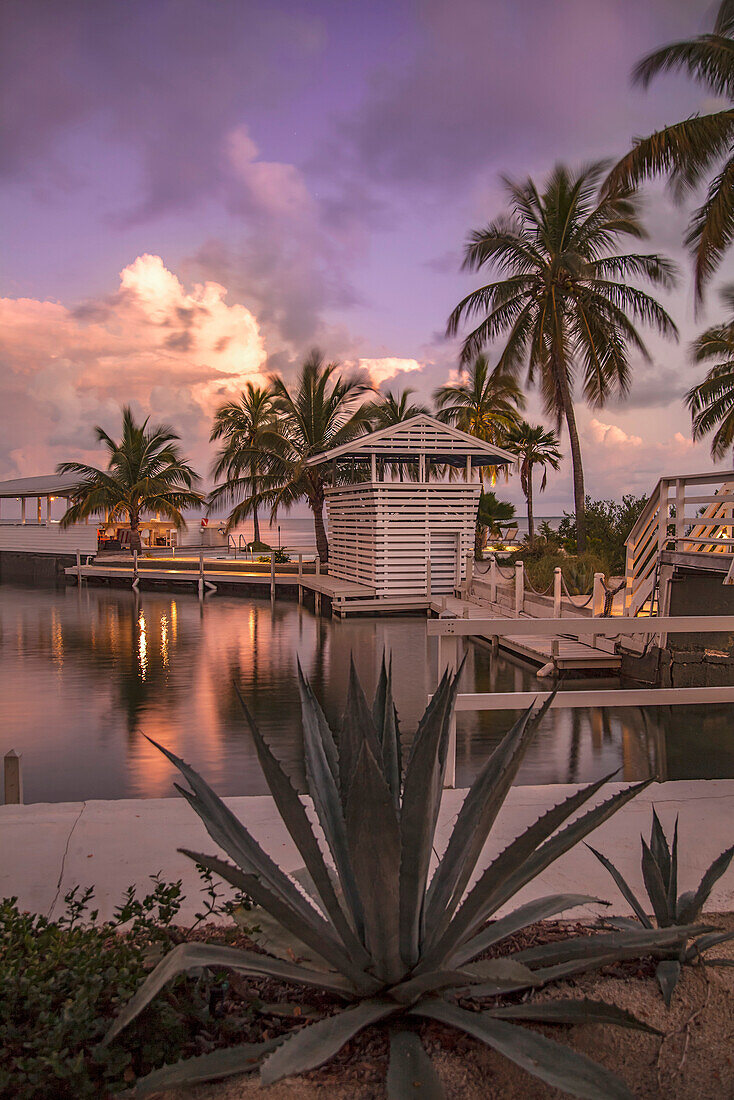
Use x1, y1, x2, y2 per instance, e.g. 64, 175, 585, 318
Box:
228, 534, 237, 557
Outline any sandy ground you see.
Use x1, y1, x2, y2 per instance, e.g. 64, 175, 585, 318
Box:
160, 915, 734, 1100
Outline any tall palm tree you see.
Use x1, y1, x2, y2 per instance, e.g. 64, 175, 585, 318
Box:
364, 387, 429, 428
433, 354, 525, 486
209, 383, 279, 543
251, 350, 373, 563
606, 0, 734, 304
505, 421, 562, 545
447, 163, 678, 551
57, 406, 203, 551
686, 284, 734, 459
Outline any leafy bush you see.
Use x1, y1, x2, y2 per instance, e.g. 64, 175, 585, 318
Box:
558, 495, 647, 573
105, 659, 701, 1099
0, 875, 246, 1100
255, 547, 291, 564
589, 809, 734, 1004
521, 549, 608, 596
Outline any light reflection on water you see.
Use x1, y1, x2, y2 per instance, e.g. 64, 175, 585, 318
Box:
1, 582, 733, 804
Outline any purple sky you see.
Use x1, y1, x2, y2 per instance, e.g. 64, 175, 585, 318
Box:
1, 0, 732, 513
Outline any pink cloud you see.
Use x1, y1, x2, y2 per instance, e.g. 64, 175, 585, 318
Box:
358, 356, 425, 387
0, 254, 268, 479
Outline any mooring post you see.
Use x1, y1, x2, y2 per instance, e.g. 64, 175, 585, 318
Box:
489, 553, 497, 605
592, 572, 605, 617
298, 552, 303, 581
4, 750, 23, 805
198, 550, 204, 599
554, 567, 562, 618
270, 550, 276, 599
514, 560, 524, 616
76, 550, 81, 585
315, 555, 321, 576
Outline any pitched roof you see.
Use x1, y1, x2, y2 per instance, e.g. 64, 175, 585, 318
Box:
307, 414, 515, 467
0, 473, 82, 498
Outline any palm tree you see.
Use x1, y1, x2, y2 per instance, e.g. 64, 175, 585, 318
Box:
433, 354, 525, 487
686, 284, 734, 458
476, 491, 516, 557
505, 421, 562, 545
364, 387, 429, 428
447, 163, 678, 551
606, 0, 734, 304
209, 384, 279, 543
57, 406, 204, 551
251, 350, 373, 563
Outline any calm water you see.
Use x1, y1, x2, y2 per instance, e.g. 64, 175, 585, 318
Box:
1, 582, 733, 804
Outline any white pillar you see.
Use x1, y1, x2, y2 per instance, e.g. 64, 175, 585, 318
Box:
370, 452, 377, 481
489, 554, 497, 604
554, 567, 562, 618
46, 496, 51, 524
593, 573, 605, 617
21, 498, 26, 524
514, 560, 524, 616
36, 497, 42, 523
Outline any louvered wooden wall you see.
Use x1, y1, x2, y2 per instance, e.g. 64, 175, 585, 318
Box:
325, 483, 479, 596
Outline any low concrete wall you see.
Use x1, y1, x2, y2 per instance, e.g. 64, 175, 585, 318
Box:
0, 550, 79, 585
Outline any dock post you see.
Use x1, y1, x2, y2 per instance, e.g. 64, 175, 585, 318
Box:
315, 555, 321, 576
198, 551, 204, 599
298, 553, 303, 581
132, 550, 140, 591
76, 549, 82, 585
4, 750, 23, 805
489, 554, 497, 605
554, 567, 562, 617
514, 560, 524, 616
592, 573, 605, 617
270, 551, 276, 599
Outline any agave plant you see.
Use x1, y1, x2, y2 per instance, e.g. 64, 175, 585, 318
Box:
588, 809, 734, 1005
104, 659, 704, 1099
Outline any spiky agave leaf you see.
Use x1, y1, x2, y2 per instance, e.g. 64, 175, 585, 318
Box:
677, 842, 734, 924
372, 653, 402, 807
586, 845, 652, 929
386, 1031, 444, 1098
120, 1038, 282, 1097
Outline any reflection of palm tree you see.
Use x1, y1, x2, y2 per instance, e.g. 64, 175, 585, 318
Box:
58, 406, 203, 552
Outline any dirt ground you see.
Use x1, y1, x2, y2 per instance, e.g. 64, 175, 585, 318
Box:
163, 914, 734, 1100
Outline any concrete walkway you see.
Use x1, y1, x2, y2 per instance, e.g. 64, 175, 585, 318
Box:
2, 780, 733, 925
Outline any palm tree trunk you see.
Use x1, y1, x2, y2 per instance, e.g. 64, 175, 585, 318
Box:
527, 470, 535, 547
309, 483, 329, 564
129, 506, 142, 553
252, 501, 261, 544
555, 363, 586, 552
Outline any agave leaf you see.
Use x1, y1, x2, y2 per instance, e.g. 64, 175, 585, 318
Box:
704, 957, 734, 966
650, 808, 671, 891
245, 904, 331, 970
512, 925, 704, 969
641, 838, 671, 926
677, 843, 734, 924
296, 657, 339, 783
146, 736, 330, 945
104, 941, 354, 1046
602, 917, 645, 930
451, 894, 608, 969
233, 684, 369, 967
668, 816, 679, 917
424, 699, 545, 947
412, 999, 634, 1099
685, 928, 734, 960
345, 738, 404, 983
390, 958, 536, 1004
655, 959, 681, 1006
426, 777, 650, 967
129, 1037, 282, 1096
387, 1031, 445, 1098
488, 998, 661, 1035
297, 664, 366, 943
339, 658, 382, 802
399, 665, 461, 967
180, 848, 376, 991
586, 844, 652, 929
260, 999, 398, 1086
373, 653, 402, 808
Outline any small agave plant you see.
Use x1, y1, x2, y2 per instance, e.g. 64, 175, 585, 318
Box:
105, 658, 704, 1099
588, 809, 734, 1004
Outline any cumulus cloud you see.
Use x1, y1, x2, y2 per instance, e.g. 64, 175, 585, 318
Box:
358, 357, 424, 387
0, 254, 267, 478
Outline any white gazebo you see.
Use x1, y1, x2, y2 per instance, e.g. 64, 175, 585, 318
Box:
307, 414, 514, 598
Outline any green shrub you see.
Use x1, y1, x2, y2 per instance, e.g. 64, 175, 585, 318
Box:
558, 495, 647, 573
520, 550, 608, 596
0, 876, 244, 1100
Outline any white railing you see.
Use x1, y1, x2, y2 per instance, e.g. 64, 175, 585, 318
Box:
428, 614, 734, 787
624, 470, 734, 616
